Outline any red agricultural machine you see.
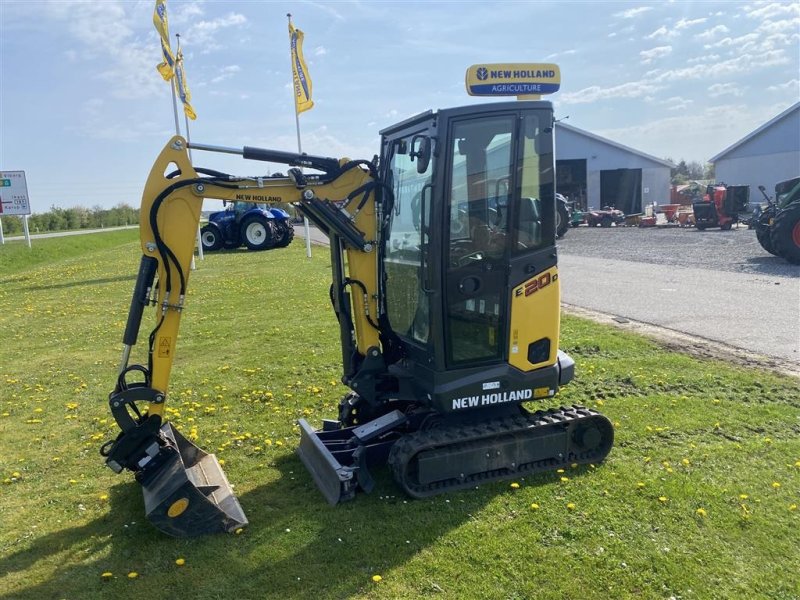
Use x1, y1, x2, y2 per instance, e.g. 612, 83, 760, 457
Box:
692, 183, 750, 230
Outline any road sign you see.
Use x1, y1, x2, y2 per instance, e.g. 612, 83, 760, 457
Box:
0, 171, 31, 215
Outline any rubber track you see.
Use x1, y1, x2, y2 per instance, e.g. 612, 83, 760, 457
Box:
388, 405, 613, 498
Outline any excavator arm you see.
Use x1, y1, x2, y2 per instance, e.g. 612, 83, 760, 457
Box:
102, 136, 384, 536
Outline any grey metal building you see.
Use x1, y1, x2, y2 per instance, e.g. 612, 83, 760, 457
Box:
709, 102, 800, 200
555, 122, 673, 215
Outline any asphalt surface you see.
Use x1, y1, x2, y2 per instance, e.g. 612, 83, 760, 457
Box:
301, 223, 799, 366
558, 225, 799, 364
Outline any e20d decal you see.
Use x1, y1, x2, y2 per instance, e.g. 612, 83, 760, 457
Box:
516, 272, 557, 297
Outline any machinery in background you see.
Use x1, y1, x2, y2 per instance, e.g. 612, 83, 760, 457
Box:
200, 201, 294, 251
555, 193, 570, 238
692, 183, 750, 231
585, 206, 625, 227
753, 177, 800, 264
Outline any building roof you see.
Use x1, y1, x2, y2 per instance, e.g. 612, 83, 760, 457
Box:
556, 121, 675, 168
709, 102, 800, 163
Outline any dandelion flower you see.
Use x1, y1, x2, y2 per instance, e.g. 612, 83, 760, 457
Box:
127, 572, 138, 579
788, 504, 797, 511
372, 575, 383, 583
658, 496, 668, 503
175, 558, 185, 566
530, 503, 540, 510
681, 459, 690, 466
739, 494, 749, 500
696, 508, 707, 517
772, 482, 781, 489
566, 502, 576, 510
235, 528, 244, 535
636, 482, 645, 489
101, 572, 113, 580
510, 482, 520, 489
560, 477, 569, 483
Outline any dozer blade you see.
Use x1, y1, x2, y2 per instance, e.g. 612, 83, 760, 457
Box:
138, 423, 247, 537
297, 419, 359, 505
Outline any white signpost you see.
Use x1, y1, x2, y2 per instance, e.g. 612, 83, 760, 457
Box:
0, 170, 32, 247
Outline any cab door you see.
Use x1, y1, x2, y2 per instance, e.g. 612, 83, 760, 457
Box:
443, 114, 517, 367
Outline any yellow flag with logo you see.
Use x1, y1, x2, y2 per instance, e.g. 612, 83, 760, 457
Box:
153, 0, 175, 80
289, 22, 314, 114
175, 51, 197, 120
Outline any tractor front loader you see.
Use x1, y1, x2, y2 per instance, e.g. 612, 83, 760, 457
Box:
102, 101, 613, 537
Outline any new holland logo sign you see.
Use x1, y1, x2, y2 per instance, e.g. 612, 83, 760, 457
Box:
466, 63, 561, 97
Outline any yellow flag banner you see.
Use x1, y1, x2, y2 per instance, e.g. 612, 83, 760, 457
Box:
289, 22, 314, 114
153, 0, 175, 80
175, 52, 197, 120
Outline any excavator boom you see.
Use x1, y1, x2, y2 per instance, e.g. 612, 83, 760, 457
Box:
102, 136, 383, 535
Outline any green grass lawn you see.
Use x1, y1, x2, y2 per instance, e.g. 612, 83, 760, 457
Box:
0, 233, 798, 600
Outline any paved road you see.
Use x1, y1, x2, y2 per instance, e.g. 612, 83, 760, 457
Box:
558, 227, 799, 363
2, 225, 138, 242
299, 224, 800, 364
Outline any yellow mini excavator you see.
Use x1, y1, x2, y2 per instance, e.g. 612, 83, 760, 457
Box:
101, 98, 614, 536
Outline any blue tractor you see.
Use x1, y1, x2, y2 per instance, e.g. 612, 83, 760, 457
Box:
200, 201, 295, 251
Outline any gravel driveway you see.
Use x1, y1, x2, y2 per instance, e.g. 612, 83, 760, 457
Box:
557, 225, 797, 279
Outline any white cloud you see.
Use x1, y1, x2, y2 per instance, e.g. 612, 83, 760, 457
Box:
675, 17, 707, 29
594, 104, 764, 162
708, 83, 746, 98
640, 45, 673, 64
615, 6, 653, 18
544, 49, 577, 60
42, 1, 162, 100
210, 65, 241, 84
697, 24, 729, 41
645, 25, 679, 40
745, 2, 800, 20
314, 46, 328, 56
559, 80, 665, 105
661, 96, 694, 110
767, 79, 800, 92
185, 13, 248, 53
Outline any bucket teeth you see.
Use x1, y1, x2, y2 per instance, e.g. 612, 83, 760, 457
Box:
140, 423, 248, 537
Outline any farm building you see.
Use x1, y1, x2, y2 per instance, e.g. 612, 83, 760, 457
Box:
709, 102, 800, 201
554, 122, 673, 215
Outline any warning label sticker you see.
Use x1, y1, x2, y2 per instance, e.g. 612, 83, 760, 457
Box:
158, 337, 172, 358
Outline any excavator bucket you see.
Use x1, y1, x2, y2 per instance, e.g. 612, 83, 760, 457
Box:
139, 423, 247, 537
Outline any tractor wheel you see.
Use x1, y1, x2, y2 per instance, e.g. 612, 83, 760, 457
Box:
756, 227, 778, 255
274, 220, 295, 248
556, 201, 569, 238
240, 214, 276, 251
200, 224, 224, 251
770, 202, 800, 264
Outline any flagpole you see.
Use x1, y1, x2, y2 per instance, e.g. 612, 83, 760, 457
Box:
176, 33, 203, 266
170, 79, 181, 137
288, 13, 313, 259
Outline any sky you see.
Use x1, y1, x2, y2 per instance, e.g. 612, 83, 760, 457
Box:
1, 0, 798, 214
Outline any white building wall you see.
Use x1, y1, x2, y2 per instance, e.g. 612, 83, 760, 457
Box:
715, 151, 800, 203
